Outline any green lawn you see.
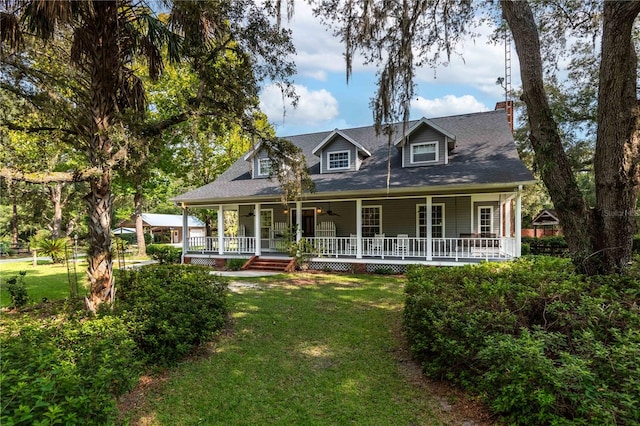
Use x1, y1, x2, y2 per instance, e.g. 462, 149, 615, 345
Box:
0, 259, 88, 307
121, 273, 468, 425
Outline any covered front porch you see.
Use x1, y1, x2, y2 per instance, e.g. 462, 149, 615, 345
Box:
180, 191, 523, 267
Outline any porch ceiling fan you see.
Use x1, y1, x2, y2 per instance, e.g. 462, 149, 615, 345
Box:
319, 202, 340, 217
241, 208, 255, 217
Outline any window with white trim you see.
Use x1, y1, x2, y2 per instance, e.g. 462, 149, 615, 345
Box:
327, 150, 350, 170
417, 204, 445, 238
257, 158, 272, 176
478, 206, 493, 235
361, 206, 381, 238
260, 209, 273, 239
410, 142, 438, 163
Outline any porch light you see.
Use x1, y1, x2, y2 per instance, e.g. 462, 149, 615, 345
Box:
283, 208, 289, 214
316, 208, 322, 214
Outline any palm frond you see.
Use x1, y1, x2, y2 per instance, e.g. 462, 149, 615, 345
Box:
0, 12, 23, 54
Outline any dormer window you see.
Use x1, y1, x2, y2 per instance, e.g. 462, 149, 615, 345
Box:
258, 158, 272, 176
411, 142, 438, 164
327, 150, 350, 170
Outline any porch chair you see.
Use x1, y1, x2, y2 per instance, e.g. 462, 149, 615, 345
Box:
395, 234, 409, 259
348, 234, 358, 255
238, 224, 247, 252
372, 233, 385, 257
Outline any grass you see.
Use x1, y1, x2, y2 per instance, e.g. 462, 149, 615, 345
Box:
120, 273, 468, 425
0, 255, 152, 308
0, 259, 88, 308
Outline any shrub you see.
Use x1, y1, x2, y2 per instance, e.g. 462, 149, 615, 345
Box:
37, 237, 69, 263
404, 258, 640, 425
116, 264, 229, 365
226, 258, 247, 271
146, 244, 182, 264
521, 236, 569, 256
1, 316, 139, 425
372, 266, 395, 275
5, 271, 29, 308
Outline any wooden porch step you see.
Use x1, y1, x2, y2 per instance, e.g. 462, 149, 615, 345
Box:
242, 256, 295, 272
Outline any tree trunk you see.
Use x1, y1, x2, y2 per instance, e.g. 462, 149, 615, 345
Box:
593, 2, 640, 273
501, 1, 594, 269
85, 171, 114, 311
134, 189, 147, 257
7, 181, 19, 246
47, 183, 63, 239
83, 1, 120, 311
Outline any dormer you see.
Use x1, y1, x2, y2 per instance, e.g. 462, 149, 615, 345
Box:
393, 118, 456, 168
244, 142, 273, 179
312, 130, 372, 174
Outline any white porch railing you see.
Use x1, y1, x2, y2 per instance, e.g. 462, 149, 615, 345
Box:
188, 236, 517, 260
188, 236, 255, 254
310, 236, 516, 260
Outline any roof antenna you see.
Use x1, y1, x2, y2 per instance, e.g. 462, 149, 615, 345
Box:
496, 26, 513, 133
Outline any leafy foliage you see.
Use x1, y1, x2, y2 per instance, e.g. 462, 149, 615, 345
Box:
35, 237, 68, 263
404, 258, 640, 425
521, 236, 569, 256
4, 270, 28, 308
226, 258, 247, 271
116, 264, 229, 365
146, 244, 182, 264
1, 316, 139, 425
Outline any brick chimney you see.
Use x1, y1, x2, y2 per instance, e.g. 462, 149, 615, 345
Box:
495, 100, 514, 134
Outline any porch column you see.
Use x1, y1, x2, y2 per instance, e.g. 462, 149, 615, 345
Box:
181, 205, 188, 263
426, 196, 433, 261
505, 197, 512, 237
515, 187, 522, 257
356, 199, 362, 259
254, 203, 261, 256
295, 201, 302, 242
217, 205, 224, 255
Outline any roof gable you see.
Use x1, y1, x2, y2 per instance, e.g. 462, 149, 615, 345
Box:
393, 118, 456, 150
312, 129, 372, 157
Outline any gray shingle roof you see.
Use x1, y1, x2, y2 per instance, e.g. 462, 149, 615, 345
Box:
173, 110, 534, 204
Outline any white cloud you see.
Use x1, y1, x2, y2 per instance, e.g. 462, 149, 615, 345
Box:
414, 25, 521, 98
260, 84, 339, 128
412, 95, 488, 118
284, 3, 373, 79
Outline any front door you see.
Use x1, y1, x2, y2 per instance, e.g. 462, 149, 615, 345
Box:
291, 208, 315, 237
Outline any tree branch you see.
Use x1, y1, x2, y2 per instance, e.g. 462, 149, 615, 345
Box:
0, 167, 103, 184
4, 121, 78, 136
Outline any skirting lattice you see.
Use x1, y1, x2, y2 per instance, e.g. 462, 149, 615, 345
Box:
188, 257, 217, 267
366, 263, 407, 274
307, 262, 352, 272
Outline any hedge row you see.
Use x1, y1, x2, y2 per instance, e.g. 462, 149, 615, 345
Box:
2, 264, 229, 424
404, 257, 640, 425
146, 244, 182, 264
521, 235, 640, 257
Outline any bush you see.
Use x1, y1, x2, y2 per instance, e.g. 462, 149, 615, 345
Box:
116, 264, 229, 365
404, 258, 640, 425
146, 244, 182, 264
226, 258, 247, 271
37, 237, 69, 263
5, 271, 29, 308
521, 236, 569, 256
372, 266, 395, 275
1, 316, 139, 425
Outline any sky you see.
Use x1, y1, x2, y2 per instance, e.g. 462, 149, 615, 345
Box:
258, 3, 521, 137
